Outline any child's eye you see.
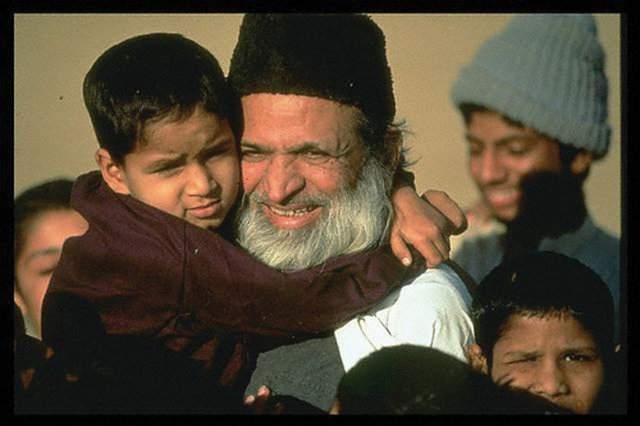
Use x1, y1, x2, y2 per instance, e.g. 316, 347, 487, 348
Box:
506, 140, 531, 155
204, 146, 232, 160
507, 356, 536, 365
38, 267, 57, 277
155, 164, 181, 176
562, 353, 597, 363
468, 142, 482, 156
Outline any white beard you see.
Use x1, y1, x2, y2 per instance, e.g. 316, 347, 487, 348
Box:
235, 158, 393, 270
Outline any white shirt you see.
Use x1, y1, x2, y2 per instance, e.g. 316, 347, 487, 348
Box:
334, 263, 475, 372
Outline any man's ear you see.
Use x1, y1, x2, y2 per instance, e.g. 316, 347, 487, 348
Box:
570, 150, 593, 175
384, 127, 404, 171
467, 343, 489, 375
95, 148, 130, 194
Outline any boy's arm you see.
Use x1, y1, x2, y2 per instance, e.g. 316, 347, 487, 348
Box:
48, 171, 424, 340
390, 168, 467, 268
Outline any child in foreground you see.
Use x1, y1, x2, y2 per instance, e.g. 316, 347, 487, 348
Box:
329, 345, 570, 414
468, 251, 622, 414
38, 33, 446, 413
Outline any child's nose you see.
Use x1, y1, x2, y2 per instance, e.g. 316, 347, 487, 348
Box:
186, 164, 216, 196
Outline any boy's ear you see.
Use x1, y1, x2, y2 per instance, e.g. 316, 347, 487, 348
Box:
467, 344, 489, 375
570, 150, 593, 175
95, 148, 130, 194
14, 289, 27, 318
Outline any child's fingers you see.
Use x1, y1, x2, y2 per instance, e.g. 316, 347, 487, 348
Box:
411, 238, 447, 268
390, 231, 413, 267
422, 190, 468, 236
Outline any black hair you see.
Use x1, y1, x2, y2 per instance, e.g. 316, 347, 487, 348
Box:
470, 251, 615, 369
83, 33, 241, 165
14, 179, 75, 263
335, 345, 571, 414
459, 103, 590, 182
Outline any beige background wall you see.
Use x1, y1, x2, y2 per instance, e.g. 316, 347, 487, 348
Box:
14, 13, 621, 236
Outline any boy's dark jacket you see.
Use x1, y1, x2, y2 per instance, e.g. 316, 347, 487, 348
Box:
39, 171, 422, 413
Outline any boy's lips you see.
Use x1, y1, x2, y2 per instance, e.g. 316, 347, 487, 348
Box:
483, 187, 519, 209
261, 203, 322, 229
188, 201, 222, 219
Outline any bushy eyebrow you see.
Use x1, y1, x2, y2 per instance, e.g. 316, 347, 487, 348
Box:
240, 140, 349, 158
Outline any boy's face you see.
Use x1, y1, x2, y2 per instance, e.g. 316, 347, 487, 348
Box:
489, 313, 604, 414
465, 110, 563, 223
14, 209, 88, 338
104, 105, 239, 230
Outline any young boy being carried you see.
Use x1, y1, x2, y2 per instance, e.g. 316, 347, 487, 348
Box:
37, 33, 450, 414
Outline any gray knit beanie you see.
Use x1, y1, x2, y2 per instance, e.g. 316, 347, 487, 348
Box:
451, 14, 610, 159
228, 13, 395, 135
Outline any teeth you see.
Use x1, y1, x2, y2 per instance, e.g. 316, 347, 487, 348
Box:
268, 205, 315, 217
485, 188, 516, 203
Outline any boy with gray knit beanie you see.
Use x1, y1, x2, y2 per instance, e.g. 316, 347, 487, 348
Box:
449, 14, 621, 342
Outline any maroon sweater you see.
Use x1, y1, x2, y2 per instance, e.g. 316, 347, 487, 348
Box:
42, 171, 423, 401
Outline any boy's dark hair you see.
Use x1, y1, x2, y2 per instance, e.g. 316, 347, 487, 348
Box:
459, 103, 590, 182
83, 33, 240, 165
14, 179, 75, 262
470, 251, 615, 368
335, 345, 570, 414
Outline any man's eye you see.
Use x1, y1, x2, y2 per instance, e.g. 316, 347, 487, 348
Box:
241, 150, 267, 162
302, 151, 330, 163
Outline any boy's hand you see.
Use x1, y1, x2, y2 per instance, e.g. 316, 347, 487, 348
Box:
244, 385, 284, 414
390, 187, 467, 268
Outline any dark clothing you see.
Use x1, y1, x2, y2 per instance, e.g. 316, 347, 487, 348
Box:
41, 171, 422, 413
246, 335, 343, 412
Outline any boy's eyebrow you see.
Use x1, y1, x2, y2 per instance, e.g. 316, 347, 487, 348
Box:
144, 153, 188, 171
465, 133, 536, 147
501, 349, 540, 358
24, 247, 61, 265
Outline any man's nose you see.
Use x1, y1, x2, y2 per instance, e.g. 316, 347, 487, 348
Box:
531, 360, 570, 399
263, 155, 305, 204
186, 163, 216, 196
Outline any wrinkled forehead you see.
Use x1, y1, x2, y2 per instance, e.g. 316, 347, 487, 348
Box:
240, 93, 365, 150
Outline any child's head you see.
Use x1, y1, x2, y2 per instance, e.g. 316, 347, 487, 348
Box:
469, 251, 615, 413
84, 33, 241, 230
14, 179, 88, 338
331, 344, 569, 414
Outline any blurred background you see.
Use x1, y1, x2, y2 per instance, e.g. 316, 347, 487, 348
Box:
14, 13, 621, 237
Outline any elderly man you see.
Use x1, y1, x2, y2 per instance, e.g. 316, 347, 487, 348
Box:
229, 14, 475, 412
449, 14, 621, 342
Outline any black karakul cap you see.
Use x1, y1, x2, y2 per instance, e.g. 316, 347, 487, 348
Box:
228, 13, 396, 127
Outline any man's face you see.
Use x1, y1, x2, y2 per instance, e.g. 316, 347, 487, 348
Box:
490, 314, 605, 414
466, 110, 563, 223
236, 93, 390, 270
110, 105, 239, 231
240, 93, 365, 229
